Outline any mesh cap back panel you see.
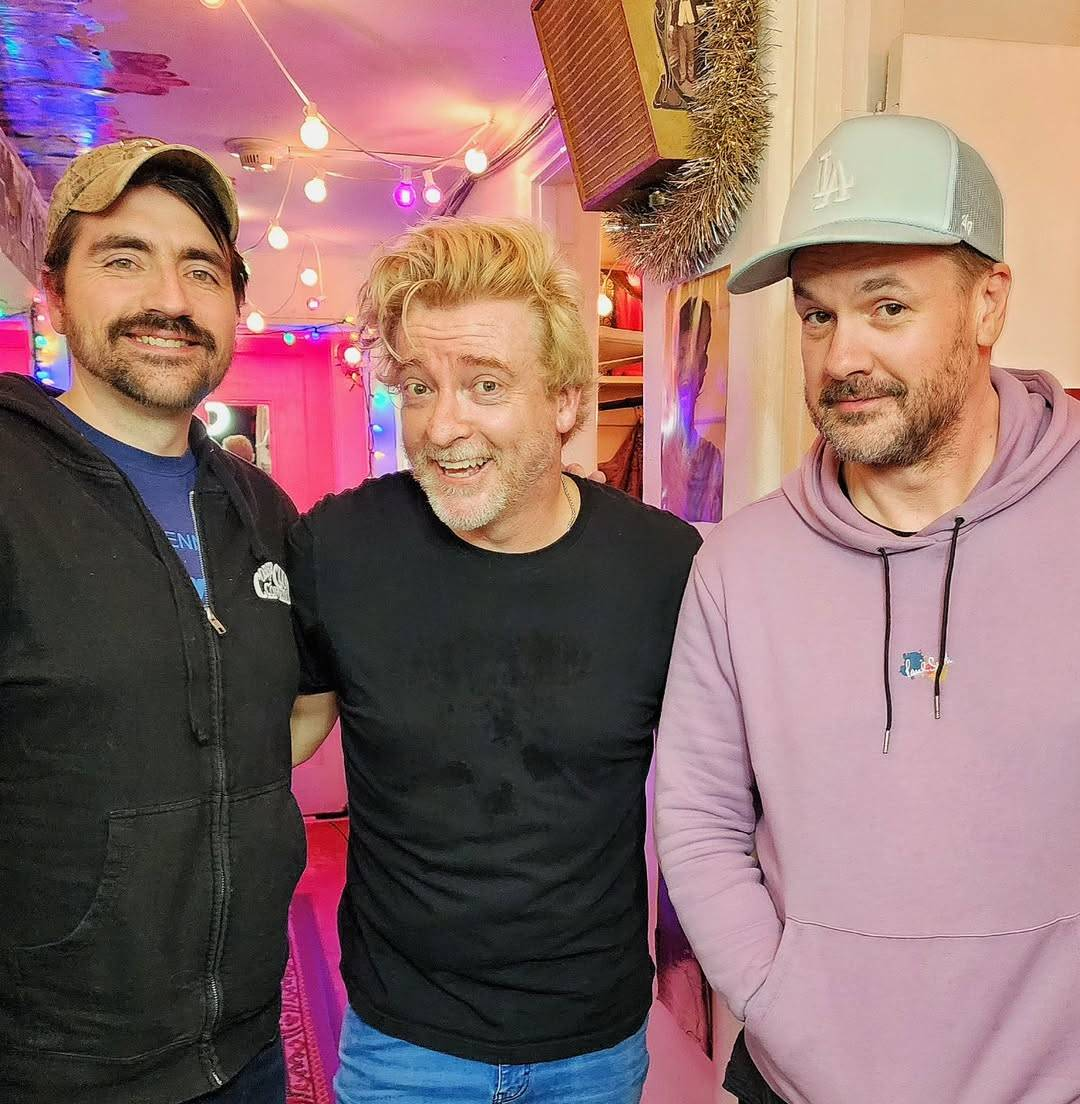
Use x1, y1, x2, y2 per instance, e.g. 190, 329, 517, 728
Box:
951, 141, 1005, 260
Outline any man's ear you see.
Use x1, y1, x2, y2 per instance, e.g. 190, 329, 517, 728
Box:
555, 386, 582, 437
42, 271, 67, 336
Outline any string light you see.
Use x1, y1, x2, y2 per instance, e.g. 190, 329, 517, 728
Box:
245, 310, 266, 333
300, 103, 330, 151
597, 292, 614, 318
306, 296, 321, 311
267, 222, 289, 250
304, 172, 327, 204
628, 273, 642, 290
300, 267, 319, 287
464, 147, 489, 175
393, 168, 416, 209
422, 170, 442, 206
200, 0, 227, 7
343, 344, 362, 367
282, 332, 297, 346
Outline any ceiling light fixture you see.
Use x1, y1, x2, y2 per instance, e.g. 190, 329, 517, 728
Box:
422, 170, 442, 206
304, 172, 327, 204
464, 147, 489, 175
267, 222, 289, 250
393, 168, 416, 209
299, 103, 330, 151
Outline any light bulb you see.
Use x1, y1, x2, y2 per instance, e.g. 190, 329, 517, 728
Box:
597, 292, 614, 318
422, 170, 442, 206
267, 222, 289, 250
300, 104, 330, 151
627, 273, 642, 290
393, 168, 416, 209
245, 310, 266, 333
200, 0, 227, 8
304, 173, 327, 204
300, 267, 319, 287
464, 147, 489, 175
343, 345, 362, 367
282, 332, 297, 346
306, 296, 321, 311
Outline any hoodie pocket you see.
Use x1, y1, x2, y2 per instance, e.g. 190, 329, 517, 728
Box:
216, 781, 307, 1025
743, 914, 1080, 1104
14, 799, 213, 1060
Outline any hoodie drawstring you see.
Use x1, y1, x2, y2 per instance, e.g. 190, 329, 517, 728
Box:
879, 517, 965, 754
878, 549, 893, 754
934, 517, 965, 721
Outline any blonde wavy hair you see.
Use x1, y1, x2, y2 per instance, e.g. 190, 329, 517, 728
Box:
357, 217, 595, 434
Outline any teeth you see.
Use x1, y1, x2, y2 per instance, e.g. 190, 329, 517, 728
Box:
439, 459, 488, 471
134, 336, 189, 349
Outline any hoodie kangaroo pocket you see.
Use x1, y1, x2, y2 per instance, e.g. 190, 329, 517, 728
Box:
742, 914, 1080, 1104
14, 799, 213, 1060
215, 781, 307, 1025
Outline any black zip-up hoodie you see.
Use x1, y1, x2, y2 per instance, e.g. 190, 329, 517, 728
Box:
0, 374, 307, 1103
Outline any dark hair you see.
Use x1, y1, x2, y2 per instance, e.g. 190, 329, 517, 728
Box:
950, 242, 996, 292
44, 161, 248, 305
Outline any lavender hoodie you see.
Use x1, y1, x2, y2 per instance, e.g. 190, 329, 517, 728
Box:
656, 369, 1080, 1104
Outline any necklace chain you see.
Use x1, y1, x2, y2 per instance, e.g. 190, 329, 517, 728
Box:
561, 475, 578, 533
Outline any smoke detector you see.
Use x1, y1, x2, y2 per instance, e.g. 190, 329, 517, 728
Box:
224, 137, 285, 173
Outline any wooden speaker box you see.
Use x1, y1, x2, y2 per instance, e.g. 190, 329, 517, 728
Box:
532, 0, 695, 212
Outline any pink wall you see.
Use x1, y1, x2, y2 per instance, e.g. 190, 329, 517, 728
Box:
201, 331, 370, 513
0, 319, 31, 375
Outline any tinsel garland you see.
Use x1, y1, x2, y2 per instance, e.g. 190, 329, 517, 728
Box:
606, 0, 771, 284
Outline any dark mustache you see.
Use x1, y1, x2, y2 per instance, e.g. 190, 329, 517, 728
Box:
820, 378, 905, 406
108, 313, 217, 353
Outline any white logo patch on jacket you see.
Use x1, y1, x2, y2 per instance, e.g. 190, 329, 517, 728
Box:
253, 561, 291, 606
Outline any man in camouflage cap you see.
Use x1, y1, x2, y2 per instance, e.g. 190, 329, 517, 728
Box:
0, 138, 305, 1103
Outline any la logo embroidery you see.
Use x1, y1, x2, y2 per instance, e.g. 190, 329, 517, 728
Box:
253, 561, 291, 606
812, 151, 855, 210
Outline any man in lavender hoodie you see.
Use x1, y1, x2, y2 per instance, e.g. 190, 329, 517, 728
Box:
655, 112, 1080, 1104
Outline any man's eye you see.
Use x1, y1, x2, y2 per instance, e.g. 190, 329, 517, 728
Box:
476, 380, 500, 395
404, 381, 430, 398
803, 310, 832, 326
191, 269, 219, 284
880, 302, 906, 318
107, 257, 136, 271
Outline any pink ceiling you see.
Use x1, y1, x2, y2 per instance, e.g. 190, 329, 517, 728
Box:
9, 0, 545, 322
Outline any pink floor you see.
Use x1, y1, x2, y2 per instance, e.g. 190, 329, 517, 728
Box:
291, 818, 350, 1080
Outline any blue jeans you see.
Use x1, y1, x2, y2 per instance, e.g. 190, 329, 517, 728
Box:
188, 1039, 287, 1103
334, 1008, 649, 1104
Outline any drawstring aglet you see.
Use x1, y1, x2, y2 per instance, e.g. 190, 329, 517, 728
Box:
934, 689, 941, 720
882, 728, 891, 755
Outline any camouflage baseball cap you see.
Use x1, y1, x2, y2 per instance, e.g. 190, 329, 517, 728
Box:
47, 137, 239, 248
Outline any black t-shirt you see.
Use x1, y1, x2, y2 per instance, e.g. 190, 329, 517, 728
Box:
287, 473, 701, 1064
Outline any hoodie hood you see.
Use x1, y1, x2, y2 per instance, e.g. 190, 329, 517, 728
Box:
782, 367, 1080, 553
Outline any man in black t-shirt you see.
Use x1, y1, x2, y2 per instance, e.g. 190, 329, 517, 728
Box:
288, 218, 702, 1104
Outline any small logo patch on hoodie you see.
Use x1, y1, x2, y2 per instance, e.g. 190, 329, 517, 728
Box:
899, 651, 952, 681
253, 561, 291, 606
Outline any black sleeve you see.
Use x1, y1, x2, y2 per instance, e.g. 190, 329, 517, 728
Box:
286, 513, 336, 695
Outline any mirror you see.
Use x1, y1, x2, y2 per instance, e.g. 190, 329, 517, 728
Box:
203, 402, 272, 475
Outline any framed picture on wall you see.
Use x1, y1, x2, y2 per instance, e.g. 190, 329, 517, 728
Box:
660, 266, 730, 525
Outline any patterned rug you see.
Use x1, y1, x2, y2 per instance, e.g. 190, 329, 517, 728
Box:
281, 894, 339, 1104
